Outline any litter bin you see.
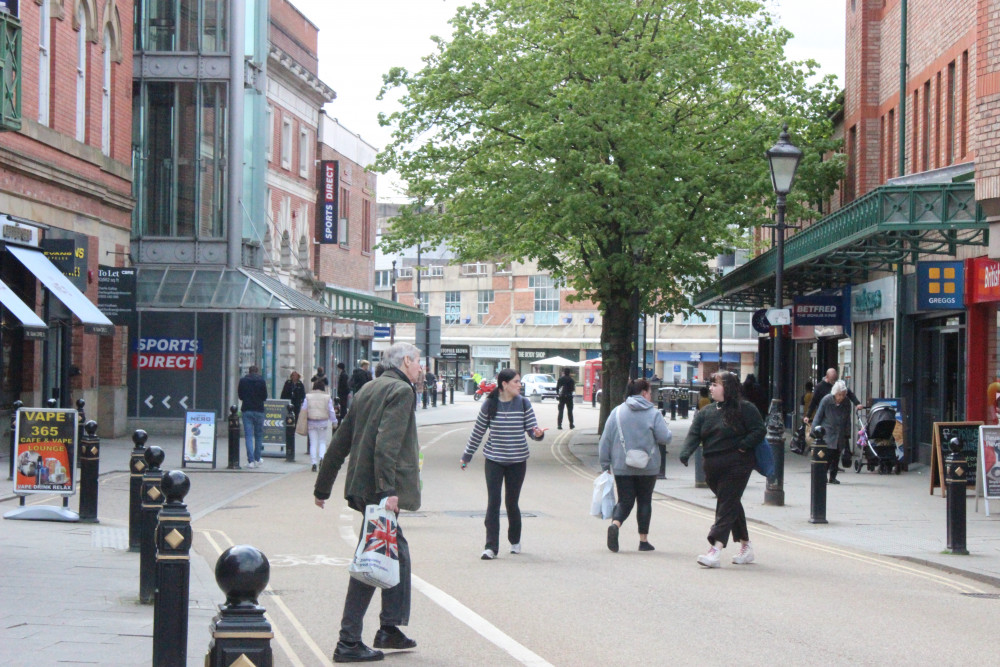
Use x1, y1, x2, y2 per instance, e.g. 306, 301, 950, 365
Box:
465, 378, 477, 395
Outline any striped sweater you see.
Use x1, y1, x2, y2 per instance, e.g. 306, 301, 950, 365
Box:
462, 395, 542, 464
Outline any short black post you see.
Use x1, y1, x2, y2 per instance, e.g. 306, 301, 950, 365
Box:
809, 425, 829, 524
7, 399, 22, 480
945, 437, 969, 555
694, 447, 707, 488
592, 389, 597, 408
677, 392, 689, 416
205, 545, 274, 667
284, 404, 296, 462
669, 391, 677, 421
657, 444, 667, 480
449, 380, 455, 404
75, 399, 85, 469
78, 420, 100, 523
227, 405, 241, 470
129, 429, 148, 552
153, 470, 192, 667
422, 387, 428, 409
140, 446, 165, 604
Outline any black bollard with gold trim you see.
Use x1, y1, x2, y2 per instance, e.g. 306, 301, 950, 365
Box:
228, 406, 241, 470
153, 470, 192, 667
75, 399, 85, 469
946, 437, 969, 555
206, 545, 274, 667
129, 430, 148, 552
7, 399, 22, 480
139, 445, 165, 604
285, 404, 296, 462
809, 425, 829, 524
78, 420, 100, 523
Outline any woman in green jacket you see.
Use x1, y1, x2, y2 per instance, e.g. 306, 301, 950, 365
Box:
680, 371, 765, 568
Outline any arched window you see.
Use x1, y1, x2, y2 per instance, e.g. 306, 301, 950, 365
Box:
76, 5, 88, 142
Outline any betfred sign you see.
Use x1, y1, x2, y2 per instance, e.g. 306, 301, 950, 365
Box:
131, 337, 204, 370
967, 257, 1000, 304
318, 160, 338, 244
793, 294, 845, 326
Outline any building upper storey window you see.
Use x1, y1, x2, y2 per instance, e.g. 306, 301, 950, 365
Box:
135, 0, 229, 53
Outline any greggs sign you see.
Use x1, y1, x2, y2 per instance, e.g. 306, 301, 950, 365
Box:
967, 257, 1000, 304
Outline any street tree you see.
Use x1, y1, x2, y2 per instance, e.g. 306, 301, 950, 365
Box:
376, 0, 842, 428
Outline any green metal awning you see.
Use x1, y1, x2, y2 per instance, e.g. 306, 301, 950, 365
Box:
692, 183, 987, 311
322, 286, 425, 324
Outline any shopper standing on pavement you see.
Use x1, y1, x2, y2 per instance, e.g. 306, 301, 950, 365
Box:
336, 362, 351, 418
351, 360, 373, 395
805, 368, 859, 423
679, 371, 765, 567
599, 378, 671, 553
314, 342, 423, 663
460, 368, 547, 560
303, 380, 337, 472
280, 371, 306, 420
238, 365, 268, 468
810, 380, 854, 484
556, 367, 576, 429
311, 367, 330, 390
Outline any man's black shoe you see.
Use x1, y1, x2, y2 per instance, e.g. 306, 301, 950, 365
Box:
373, 626, 417, 650
333, 641, 384, 662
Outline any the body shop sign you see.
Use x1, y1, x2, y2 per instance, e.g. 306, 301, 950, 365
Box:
851, 276, 896, 323
966, 257, 1000, 304
318, 160, 338, 244
131, 337, 204, 370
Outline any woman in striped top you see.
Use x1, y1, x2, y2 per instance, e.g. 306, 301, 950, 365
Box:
461, 368, 547, 560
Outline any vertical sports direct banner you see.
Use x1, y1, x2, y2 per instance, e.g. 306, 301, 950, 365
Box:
13, 408, 78, 495
317, 160, 339, 243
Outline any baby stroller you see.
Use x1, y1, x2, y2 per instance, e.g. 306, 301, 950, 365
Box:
852, 403, 901, 474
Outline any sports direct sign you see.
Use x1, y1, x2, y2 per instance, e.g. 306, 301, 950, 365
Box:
318, 160, 338, 244
793, 295, 844, 326
131, 337, 204, 371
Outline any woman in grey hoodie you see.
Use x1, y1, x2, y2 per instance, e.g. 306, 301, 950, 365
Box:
598, 378, 672, 552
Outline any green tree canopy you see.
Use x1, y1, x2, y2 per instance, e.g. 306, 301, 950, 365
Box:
377, 0, 842, 422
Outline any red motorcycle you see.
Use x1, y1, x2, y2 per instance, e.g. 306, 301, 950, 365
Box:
473, 379, 497, 401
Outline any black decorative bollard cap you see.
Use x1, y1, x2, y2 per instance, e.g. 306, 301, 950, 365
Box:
949, 437, 963, 455
811, 425, 825, 440
132, 429, 148, 448
215, 545, 270, 607
161, 470, 191, 503
144, 445, 165, 470
46, 398, 57, 408
76, 398, 85, 410
84, 420, 98, 437
230, 405, 238, 416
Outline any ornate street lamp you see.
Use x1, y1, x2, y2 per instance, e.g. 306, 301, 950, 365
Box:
763, 124, 802, 507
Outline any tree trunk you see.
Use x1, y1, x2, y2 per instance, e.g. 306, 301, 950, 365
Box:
599, 296, 635, 433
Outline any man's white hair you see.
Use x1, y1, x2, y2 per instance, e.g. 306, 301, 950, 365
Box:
831, 380, 847, 395
383, 343, 421, 370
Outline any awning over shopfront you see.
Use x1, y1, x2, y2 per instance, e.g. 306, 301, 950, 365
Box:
323, 286, 426, 324
0, 276, 47, 338
8, 246, 115, 334
692, 183, 987, 311
135, 266, 337, 318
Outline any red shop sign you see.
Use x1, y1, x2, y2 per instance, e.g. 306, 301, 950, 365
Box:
967, 257, 1000, 304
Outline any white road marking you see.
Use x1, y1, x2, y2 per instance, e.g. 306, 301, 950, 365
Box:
420, 427, 468, 451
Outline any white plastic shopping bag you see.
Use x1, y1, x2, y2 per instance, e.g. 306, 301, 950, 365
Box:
591, 471, 615, 519
348, 499, 400, 589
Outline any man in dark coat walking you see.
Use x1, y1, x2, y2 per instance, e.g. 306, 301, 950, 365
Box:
336, 362, 351, 418
556, 368, 575, 429
805, 368, 860, 423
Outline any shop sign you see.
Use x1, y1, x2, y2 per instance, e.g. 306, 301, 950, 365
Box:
40, 236, 88, 292
965, 257, 1000, 304
356, 323, 375, 338
131, 337, 203, 371
794, 295, 844, 326
322, 320, 354, 339
263, 399, 290, 447
473, 345, 511, 359
915, 261, 964, 310
2, 221, 39, 246
374, 326, 391, 338
516, 348, 580, 361
850, 276, 896, 323
317, 160, 339, 244
13, 408, 77, 495
440, 344, 470, 361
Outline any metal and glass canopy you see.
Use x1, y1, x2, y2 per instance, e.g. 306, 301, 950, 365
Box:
692, 182, 987, 311
322, 286, 426, 324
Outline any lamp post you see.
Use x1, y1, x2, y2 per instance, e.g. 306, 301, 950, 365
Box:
390, 259, 397, 345
763, 124, 803, 507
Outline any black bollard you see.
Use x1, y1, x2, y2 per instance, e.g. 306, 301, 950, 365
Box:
153, 470, 192, 667
7, 399, 22, 480
450, 380, 455, 404
285, 405, 296, 462
227, 405, 241, 470
422, 387, 428, 409
694, 447, 707, 488
129, 430, 148, 552
669, 394, 677, 421
78, 420, 100, 523
205, 545, 274, 667
945, 437, 969, 555
140, 446, 165, 604
657, 443, 667, 480
809, 426, 829, 524
75, 399, 85, 469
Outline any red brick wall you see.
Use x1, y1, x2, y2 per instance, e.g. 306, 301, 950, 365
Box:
975, 0, 1000, 207
269, 0, 320, 75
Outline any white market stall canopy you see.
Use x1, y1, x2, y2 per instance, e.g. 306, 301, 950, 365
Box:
529, 356, 580, 367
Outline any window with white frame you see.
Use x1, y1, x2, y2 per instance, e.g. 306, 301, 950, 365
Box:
445, 291, 461, 324
477, 289, 494, 324
266, 105, 273, 161
76, 8, 88, 142
530, 275, 559, 325
374, 270, 393, 289
721, 311, 752, 339
397, 267, 413, 278
494, 262, 510, 274
281, 118, 292, 169
428, 265, 444, 277
461, 262, 488, 276
38, 0, 51, 126
102, 34, 111, 155
298, 127, 310, 177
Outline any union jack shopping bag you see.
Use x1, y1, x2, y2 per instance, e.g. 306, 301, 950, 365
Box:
349, 499, 400, 589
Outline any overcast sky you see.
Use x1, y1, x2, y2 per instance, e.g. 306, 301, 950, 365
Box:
289, 0, 846, 201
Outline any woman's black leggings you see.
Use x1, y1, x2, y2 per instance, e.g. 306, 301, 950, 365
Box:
484, 459, 527, 552
613, 475, 657, 534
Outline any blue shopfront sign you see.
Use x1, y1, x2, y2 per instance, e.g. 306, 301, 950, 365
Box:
916, 261, 964, 310
793, 294, 845, 326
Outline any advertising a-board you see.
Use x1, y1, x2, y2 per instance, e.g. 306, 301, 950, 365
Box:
183, 412, 217, 465
13, 408, 78, 495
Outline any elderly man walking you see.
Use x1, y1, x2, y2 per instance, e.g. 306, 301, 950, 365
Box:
314, 343, 423, 663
